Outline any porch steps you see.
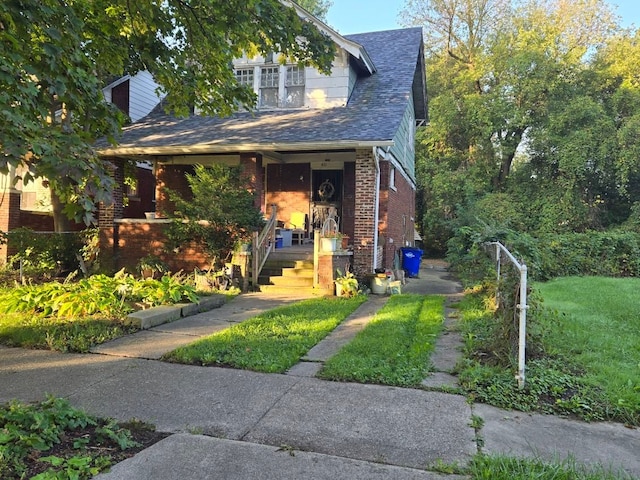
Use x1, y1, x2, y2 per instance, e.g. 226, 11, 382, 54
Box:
257, 251, 316, 294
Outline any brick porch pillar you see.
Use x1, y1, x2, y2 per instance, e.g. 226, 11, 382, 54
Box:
353, 148, 378, 277
0, 189, 21, 263
98, 158, 125, 271
240, 153, 264, 211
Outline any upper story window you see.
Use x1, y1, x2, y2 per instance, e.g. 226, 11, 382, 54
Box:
260, 66, 280, 108
235, 68, 254, 87
285, 66, 305, 107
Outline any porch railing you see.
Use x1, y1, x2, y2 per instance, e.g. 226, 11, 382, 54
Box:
252, 205, 277, 288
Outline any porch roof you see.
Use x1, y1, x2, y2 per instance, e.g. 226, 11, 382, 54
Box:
97, 27, 425, 157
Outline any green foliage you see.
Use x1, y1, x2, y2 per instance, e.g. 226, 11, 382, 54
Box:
457, 277, 640, 426
406, 1, 640, 254
318, 295, 444, 386
469, 454, 632, 480
334, 268, 359, 297
0, 228, 100, 282
0, 270, 198, 319
166, 164, 265, 265
164, 297, 365, 373
0, 0, 334, 226
0, 396, 138, 479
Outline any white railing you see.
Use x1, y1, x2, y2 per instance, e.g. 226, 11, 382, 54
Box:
488, 241, 529, 389
252, 205, 277, 288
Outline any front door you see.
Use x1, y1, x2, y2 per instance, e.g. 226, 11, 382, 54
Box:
312, 170, 342, 231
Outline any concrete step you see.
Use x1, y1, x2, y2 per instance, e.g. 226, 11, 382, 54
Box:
263, 259, 314, 270
255, 284, 317, 295
259, 275, 314, 287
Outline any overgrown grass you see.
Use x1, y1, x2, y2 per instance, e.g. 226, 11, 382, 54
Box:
536, 277, 640, 423
468, 454, 633, 480
163, 296, 366, 373
457, 277, 640, 425
318, 294, 445, 386
0, 313, 139, 353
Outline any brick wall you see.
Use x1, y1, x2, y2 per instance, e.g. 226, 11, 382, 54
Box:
353, 149, 377, 276
105, 221, 210, 273
341, 162, 356, 243
240, 153, 264, 211
0, 190, 21, 262
155, 164, 194, 218
318, 252, 352, 294
378, 161, 416, 270
266, 163, 311, 226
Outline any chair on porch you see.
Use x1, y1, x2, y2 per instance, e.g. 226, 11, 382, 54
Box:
288, 211, 308, 245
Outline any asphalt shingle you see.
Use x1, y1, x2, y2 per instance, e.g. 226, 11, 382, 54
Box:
99, 28, 425, 152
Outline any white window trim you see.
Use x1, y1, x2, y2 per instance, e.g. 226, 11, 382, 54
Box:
389, 166, 397, 191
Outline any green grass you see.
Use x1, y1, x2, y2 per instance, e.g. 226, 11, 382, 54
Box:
0, 312, 138, 353
458, 277, 640, 425
468, 454, 633, 480
536, 276, 640, 421
318, 294, 445, 386
163, 296, 366, 373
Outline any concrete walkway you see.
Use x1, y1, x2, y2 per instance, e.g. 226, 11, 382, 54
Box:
1, 261, 638, 479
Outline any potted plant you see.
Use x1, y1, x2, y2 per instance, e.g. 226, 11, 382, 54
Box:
321, 217, 341, 252
335, 267, 359, 297
136, 254, 169, 279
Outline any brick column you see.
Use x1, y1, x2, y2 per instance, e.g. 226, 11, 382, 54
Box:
353, 148, 377, 276
240, 153, 264, 211
0, 189, 21, 263
98, 158, 125, 272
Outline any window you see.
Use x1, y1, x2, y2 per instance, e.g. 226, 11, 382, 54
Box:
285, 66, 305, 107
389, 166, 396, 190
260, 66, 279, 108
235, 68, 254, 87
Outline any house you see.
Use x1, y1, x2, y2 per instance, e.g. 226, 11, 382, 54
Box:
0, 71, 163, 263
96, 11, 427, 290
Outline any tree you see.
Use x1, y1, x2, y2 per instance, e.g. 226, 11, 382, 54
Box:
0, 0, 335, 230
403, 0, 638, 250
296, 0, 333, 22
166, 165, 265, 262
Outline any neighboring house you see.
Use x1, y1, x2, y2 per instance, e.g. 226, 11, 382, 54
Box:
0, 72, 162, 262
97, 12, 427, 288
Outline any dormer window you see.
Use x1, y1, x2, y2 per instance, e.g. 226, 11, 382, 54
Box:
285, 66, 305, 107
235, 68, 254, 87
260, 66, 280, 108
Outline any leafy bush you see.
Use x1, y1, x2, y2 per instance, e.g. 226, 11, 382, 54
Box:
165, 164, 265, 266
0, 396, 140, 479
0, 228, 100, 283
0, 270, 198, 318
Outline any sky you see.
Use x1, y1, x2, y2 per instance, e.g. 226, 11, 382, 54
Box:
326, 0, 640, 35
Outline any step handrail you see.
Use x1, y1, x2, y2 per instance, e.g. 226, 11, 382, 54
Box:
252, 205, 277, 288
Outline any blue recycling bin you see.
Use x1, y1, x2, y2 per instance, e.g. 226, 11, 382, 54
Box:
401, 247, 423, 277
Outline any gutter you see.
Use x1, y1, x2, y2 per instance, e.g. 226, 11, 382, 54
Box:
97, 140, 394, 157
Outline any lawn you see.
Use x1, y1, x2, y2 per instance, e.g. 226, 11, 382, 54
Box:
536, 276, 640, 420
318, 294, 445, 386
458, 276, 640, 425
163, 296, 366, 373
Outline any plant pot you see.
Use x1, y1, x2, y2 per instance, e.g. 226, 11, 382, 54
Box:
341, 235, 349, 250
320, 237, 337, 252
335, 282, 344, 297
144, 212, 155, 219
371, 277, 389, 295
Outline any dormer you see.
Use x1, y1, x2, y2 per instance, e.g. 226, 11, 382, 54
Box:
232, 2, 376, 111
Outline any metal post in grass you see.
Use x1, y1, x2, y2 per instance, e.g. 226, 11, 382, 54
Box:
489, 242, 529, 389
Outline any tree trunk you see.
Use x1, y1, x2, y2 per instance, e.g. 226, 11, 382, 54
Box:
50, 189, 71, 233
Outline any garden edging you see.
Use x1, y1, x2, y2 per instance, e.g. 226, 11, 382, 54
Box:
124, 294, 226, 329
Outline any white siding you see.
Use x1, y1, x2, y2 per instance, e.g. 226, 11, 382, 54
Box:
103, 71, 164, 123
232, 48, 351, 110
128, 71, 163, 122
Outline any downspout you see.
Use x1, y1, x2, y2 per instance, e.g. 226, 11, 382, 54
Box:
372, 147, 381, 272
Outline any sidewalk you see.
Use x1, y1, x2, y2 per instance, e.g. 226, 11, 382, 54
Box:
1, 262, 638, 479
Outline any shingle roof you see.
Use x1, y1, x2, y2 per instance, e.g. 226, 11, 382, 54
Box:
98, 27, 425, 154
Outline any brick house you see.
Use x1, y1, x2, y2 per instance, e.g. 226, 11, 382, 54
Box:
96, 13, 427, 290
